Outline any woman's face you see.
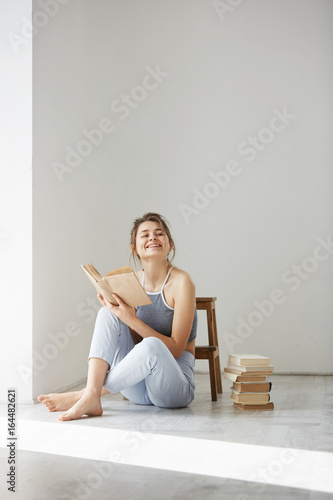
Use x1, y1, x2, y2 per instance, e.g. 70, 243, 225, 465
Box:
135, 221, 171, 260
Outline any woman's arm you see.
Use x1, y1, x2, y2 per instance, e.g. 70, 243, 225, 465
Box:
129, 328, 143, 345
103, 273, 196, 359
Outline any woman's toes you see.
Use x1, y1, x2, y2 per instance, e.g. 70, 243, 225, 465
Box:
58, 412, 69, 421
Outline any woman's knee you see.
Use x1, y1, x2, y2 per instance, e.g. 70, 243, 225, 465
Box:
96, 305, 111, 318
96, 306, 118, 325
93, 306, 124, 340
140, 337, 166, 355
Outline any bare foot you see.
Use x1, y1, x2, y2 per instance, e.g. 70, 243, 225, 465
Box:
58, 392, 103, 421
38, 389, 84, 412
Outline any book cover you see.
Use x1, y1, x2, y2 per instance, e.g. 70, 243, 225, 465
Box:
223, 371, 267, 383
224, 367, 273, 376
81, 263, 152, 307
234, 402, 274, 411
231, 390, 270, 403
232, 382, 272, 393
226, 364, 274, 373
228, 354, 271, 367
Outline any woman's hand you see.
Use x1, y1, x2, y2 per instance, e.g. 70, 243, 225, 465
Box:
97, 292, 107, 306
103, 294, 137, 327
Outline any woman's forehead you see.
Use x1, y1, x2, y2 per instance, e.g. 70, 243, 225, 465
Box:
138, 221, 163, 233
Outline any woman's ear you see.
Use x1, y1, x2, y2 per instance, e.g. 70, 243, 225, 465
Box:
168, 242, 175, 261
130, 243, 139, 257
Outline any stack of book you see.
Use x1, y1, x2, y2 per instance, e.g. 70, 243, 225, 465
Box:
224, 354, 274, 411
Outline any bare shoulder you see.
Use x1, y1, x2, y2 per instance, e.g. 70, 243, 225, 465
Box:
170, 267, 195, 291
163, 267, 195, 309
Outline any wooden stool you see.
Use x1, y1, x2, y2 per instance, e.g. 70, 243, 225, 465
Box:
195, 297, 222, 401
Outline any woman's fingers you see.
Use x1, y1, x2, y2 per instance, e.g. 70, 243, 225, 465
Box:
97, 292, 106, 305
112, 293, 122, 305
97, 293, 125, 316
112, 294, 129, 309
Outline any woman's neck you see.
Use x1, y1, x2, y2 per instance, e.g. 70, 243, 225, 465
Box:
142, 260, 171, 291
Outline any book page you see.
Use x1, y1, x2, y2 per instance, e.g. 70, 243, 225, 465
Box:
104, 266, 133, 277
81, 263, 151, 307
81, 263, 103, 282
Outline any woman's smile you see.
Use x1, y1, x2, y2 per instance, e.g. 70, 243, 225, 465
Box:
146, 243, 162, 249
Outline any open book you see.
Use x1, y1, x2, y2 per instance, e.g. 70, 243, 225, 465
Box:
81, 263, 152, 307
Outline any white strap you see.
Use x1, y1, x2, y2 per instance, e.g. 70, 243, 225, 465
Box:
161, 266, 173, 291
142, 266, 173, 291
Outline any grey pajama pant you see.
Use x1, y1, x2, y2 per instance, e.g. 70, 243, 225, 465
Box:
88, 306, 195, 408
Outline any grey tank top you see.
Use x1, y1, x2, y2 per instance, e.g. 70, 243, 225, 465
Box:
136, 266, 197, 342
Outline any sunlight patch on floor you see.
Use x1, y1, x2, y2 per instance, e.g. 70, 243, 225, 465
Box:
2, 417, 333, 494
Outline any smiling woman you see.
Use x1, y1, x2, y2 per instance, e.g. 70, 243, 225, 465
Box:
38, 212, 197, 420
130, 212, 176, 267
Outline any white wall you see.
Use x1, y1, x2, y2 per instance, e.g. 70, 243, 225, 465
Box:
29, 0, 333, 397
0, 0, 32, 402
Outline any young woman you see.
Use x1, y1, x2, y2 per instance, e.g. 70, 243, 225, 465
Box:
38, 212, 197, 421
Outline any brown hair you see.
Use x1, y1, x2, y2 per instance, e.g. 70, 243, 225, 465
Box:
130, 212, 175, 267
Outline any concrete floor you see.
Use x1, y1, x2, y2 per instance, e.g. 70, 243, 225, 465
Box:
1, 374, 333, 500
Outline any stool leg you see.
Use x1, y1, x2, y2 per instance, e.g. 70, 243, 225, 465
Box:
209, 355, 217, 401
215, 355, 223, 393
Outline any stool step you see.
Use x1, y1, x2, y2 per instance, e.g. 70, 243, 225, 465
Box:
195, 346, 218, 353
